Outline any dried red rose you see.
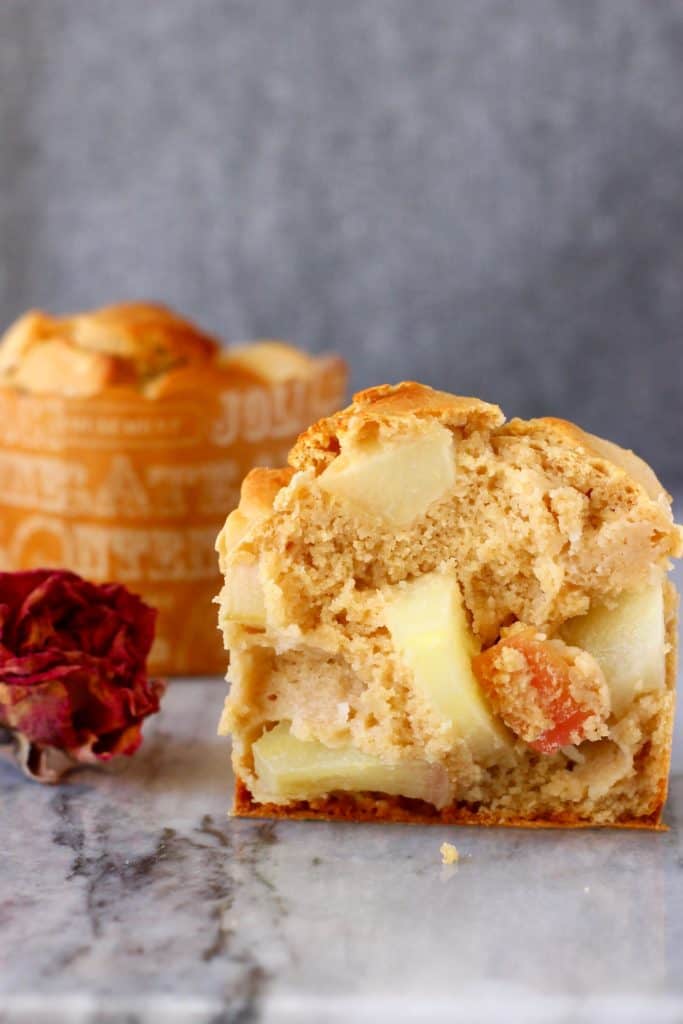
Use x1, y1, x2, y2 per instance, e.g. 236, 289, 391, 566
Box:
0, 569, 165, 782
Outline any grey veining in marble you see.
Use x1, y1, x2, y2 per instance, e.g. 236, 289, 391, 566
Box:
1, 680, 682, 1024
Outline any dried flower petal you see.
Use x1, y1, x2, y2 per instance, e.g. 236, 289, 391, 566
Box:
0, 569, 165, 782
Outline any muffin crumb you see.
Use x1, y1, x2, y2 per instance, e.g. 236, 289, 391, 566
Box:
440, 841, 459, 865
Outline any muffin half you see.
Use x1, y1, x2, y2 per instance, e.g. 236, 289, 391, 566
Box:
217, 383, 681, 826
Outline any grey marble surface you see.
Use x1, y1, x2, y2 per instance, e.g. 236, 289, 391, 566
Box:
1, 680, 682, 1024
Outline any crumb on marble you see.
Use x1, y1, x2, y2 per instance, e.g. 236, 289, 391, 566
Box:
440, 841, 459, 865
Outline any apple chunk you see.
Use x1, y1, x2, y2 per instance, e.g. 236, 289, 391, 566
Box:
560, 585, 665, 717
383, 571, 510, 756
318, 424, 455, 526
472, 629, 609, 754
221, 559, 267, 628
251, 722, 453, 808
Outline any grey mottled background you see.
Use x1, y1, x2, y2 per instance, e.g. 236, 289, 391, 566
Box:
1, 0, 682, 483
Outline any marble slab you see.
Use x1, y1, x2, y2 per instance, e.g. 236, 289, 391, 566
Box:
1, 680, 682, 1024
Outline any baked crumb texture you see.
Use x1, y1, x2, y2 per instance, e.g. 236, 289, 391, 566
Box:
217, 382, 682, 828
440, 842, 459, 865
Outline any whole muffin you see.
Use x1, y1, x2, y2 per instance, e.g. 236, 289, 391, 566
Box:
0, 302, 347, 674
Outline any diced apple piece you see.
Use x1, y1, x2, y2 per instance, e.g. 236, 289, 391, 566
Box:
383, 571, 510, 756
216, 511, 251, 569
318, 424, 455, 526
472, 630, 608, 754
251, 722, 453, 808
221, 560, 267, 627
560, 585, 665, 717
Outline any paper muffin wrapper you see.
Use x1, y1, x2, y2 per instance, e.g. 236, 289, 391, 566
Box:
0, 356, 347, 674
